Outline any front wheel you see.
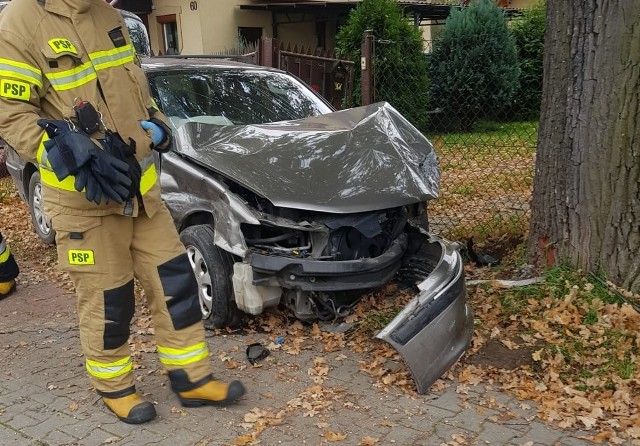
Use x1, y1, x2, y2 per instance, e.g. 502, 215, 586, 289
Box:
28, 171, 55, 245
180, 224, 242, 329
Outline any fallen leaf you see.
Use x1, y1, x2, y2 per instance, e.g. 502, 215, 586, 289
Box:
324, 431, 347, 442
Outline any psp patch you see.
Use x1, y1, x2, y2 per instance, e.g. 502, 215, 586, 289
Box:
68, 249, 95, 265
48, 38, 78, 55
0, 79, 30, 101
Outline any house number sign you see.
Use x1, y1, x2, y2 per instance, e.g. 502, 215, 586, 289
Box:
190, 1, 198, 10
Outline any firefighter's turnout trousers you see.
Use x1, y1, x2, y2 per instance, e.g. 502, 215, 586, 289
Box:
0, 231, 19, 283
52, 206, 211, 397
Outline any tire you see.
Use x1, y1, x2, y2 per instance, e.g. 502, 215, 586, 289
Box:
180, 224, 242, 329
28, 172, 56, 245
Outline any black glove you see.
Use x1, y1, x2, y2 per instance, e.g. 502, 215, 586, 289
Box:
38, 119, 132, 204
88, 149, 132, 203
38, 119, 94, 180
102, 130, 142, 200
74, 159, 131, 205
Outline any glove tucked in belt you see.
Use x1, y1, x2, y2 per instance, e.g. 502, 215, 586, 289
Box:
37, 119, 132, 205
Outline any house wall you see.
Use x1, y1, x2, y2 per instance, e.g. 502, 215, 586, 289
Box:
277, 20, 317, 49
149, 0, 272, 55
146, 0, 538, 56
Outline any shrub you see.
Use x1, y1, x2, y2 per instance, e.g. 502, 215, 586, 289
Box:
510, 0, 546, 119
336, 0, 429, 131
428, 0, 520, 131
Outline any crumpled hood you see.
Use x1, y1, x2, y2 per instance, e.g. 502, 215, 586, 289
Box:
172, 102, 440, 213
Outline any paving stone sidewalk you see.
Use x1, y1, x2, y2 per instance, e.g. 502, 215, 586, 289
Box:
0, 269, 605, 446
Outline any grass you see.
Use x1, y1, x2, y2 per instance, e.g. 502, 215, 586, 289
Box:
426, 119, 538, 242
467, 262, 639, 437
535, 266, 634, 385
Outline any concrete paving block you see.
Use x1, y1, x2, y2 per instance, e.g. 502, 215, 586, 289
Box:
42, 428, 82, 446
382, 424, 431, 445
58, 417, 114, 440
477, 420, 524, 444
6, 413, 41, 430
2, 401, 48, 421
151, 427, 208, 446
551, 435, 597, 446
445, 406, 501, 433
65, 427, 125, 446
433, 421, 477, 444
428, 388, 466, 414
19, 412, 79, 440
0, 425, 32, 446
505, 420, 562, 445
112, 427, 168, 446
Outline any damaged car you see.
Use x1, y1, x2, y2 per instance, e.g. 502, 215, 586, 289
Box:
7, 57, 473, 393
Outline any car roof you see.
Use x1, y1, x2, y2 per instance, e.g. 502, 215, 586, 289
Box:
141, 56, 277, 74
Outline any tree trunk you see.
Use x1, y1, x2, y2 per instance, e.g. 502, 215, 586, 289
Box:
528, 1, 640, 291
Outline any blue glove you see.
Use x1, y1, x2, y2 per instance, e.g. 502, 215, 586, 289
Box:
140, 120, 165, 146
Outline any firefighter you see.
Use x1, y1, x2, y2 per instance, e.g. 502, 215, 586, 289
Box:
0, 231, 19, 297
0, 0, 245, 424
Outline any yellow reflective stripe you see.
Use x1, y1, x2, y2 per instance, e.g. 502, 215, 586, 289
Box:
37, 132, 78, 191
46, 61, 97, 91
86, 356, 133, 380
36, 132, 47, 165
89, 45, 134, 71
0, 58, 43, 87
40, 168, 77, 191
140, 162, 157, 196
0, 246, 10, 264
157, 342, 209, 366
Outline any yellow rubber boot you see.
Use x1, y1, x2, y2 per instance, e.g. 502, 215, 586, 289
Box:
103, 393, 156, 424
0, 280, 15, 298
178, 379, 246, 407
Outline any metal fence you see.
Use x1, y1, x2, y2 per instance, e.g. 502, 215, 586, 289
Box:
368, 36, 539, 243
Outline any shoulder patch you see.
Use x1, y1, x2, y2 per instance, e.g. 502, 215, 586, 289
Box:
48, 38, 78, 55
0, 79, 30, 101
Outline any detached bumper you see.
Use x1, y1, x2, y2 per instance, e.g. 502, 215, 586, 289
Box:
376, 235, 473, 394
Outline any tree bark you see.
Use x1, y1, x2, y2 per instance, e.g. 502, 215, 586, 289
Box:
528, 1, 640, 291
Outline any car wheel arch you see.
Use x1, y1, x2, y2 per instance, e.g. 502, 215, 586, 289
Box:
28, 170, 56, 245
23, 162, 38, 205
179, 223, 243, 329
179, 211, 215, 234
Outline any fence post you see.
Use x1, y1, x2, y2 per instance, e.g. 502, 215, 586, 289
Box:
258, 38, 280, 69
360, 30, 374, 106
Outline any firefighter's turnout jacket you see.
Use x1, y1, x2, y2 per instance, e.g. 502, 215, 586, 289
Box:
0, 0, 164, 219
0, 0, 213, 397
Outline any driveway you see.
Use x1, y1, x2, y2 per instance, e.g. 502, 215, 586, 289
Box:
0, 259, 601, 446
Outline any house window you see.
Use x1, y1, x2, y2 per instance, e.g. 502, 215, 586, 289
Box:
157, 14, 179, 55
238, 27, 262, 46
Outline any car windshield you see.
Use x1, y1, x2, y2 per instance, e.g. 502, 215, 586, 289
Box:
148, 69, 332, 127
123, 16, 151, 57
